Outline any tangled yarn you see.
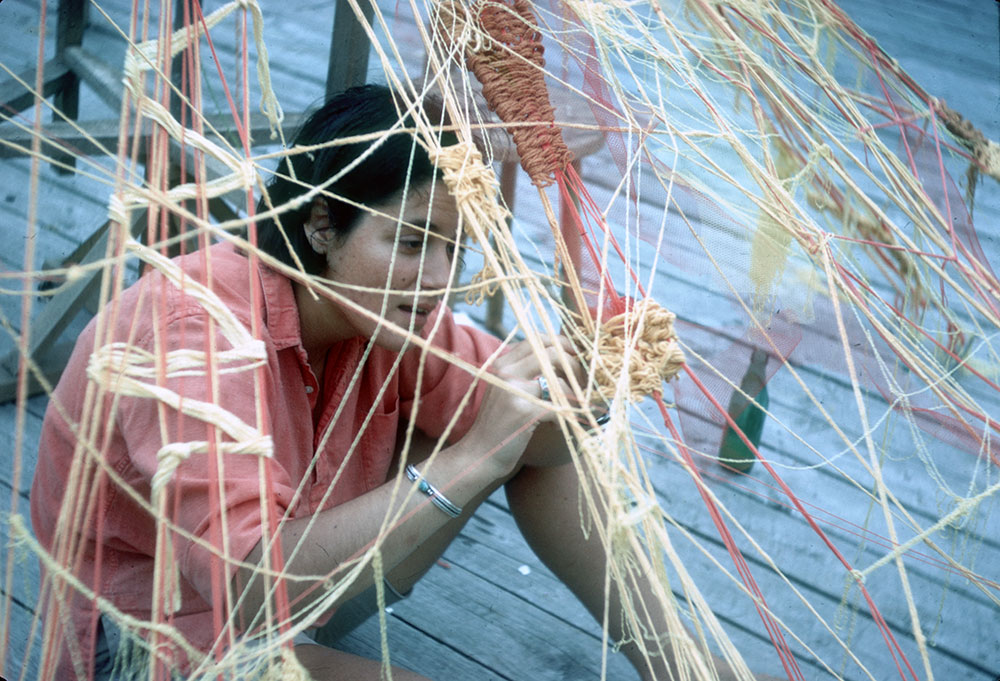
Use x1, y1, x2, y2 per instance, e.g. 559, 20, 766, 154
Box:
436, 0, 574, 186
431, 141, 509, 303
432, 141, 509, 229
592, 298, 686, 401
935, 99, 1000, 184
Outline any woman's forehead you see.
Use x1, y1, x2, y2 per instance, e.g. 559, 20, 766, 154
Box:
398, 182, 460, 235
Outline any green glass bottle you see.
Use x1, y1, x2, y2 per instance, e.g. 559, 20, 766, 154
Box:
718, 348, 769, 473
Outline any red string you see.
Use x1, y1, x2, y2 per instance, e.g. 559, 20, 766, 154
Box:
679, 367, 921, 681
657, 394, 806, 680
552, 129, 922, 678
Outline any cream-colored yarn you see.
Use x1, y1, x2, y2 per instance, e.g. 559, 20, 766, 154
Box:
123, 0, 283, 139
431, 141, 510, 304
259, 648, 312, 681
591, 298, 685, 401
84, 241, 274, 614
433, 142, 508, 225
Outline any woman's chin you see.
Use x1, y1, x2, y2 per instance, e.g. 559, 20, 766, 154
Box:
369, 321, 426, 353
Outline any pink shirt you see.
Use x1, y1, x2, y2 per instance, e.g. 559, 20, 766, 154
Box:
30, 242, 500, 674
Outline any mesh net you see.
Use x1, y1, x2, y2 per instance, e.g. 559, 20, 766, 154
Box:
1, 0, 998, 679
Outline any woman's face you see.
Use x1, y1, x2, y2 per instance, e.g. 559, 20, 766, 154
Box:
315, 181, 463, 352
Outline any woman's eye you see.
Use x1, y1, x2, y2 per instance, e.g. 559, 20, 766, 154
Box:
399, 237, 424, 250
448, 244, 466, 271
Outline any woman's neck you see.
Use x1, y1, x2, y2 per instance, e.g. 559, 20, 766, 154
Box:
293, 280, 352, 374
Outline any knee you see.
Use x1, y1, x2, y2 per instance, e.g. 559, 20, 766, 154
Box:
517, 422, 574, 468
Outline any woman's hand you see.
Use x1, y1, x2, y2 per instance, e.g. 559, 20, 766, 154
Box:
460, 335, 585, 478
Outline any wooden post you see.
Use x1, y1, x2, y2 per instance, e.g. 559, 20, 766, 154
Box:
326, 0, 377, 97
54, 0, 87, 173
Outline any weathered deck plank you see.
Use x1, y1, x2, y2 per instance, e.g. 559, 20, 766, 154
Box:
0, 446, 43, 681
0, 399, 43, 498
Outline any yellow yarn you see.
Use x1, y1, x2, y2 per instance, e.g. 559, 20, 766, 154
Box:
591, 298, 685, 402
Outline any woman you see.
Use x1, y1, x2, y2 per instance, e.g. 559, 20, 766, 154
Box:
31, 84, 767, 680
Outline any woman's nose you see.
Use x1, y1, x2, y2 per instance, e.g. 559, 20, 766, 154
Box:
417, 243, 452, 292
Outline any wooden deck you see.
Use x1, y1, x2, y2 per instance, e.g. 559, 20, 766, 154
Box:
2, 0, 999, 679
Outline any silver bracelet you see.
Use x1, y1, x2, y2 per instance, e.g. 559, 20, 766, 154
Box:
405, 464, 463, 518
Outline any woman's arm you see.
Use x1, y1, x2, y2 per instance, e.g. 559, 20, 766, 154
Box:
234, 434, 502, 624
233, 336, 578, 628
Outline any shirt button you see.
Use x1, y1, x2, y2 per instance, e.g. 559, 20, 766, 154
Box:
305, 386, 314, 394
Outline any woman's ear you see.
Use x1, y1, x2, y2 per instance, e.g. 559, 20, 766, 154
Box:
304, 196, 334, 255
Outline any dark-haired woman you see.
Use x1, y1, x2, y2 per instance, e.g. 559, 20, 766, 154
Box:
32, 85, 773, 681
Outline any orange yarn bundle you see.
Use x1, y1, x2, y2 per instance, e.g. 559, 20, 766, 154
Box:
436, 0, 573, 186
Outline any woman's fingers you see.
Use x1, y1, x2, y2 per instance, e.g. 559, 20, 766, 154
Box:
498, 337, 586, 387
532, 374, 581, 417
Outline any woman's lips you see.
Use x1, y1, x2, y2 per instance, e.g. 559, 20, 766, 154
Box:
399, 304, 430, 318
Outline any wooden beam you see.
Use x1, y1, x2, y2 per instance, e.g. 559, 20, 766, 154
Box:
61, 46, 123, 112
54, 0, 87, 173
0, 58, 74, 118
326, 0, 377, 97
0, 111, 306, 160
0, 339, 76, 403
55, 0, 87, 116
0, 127, 252, 405
0, 215, 131, 381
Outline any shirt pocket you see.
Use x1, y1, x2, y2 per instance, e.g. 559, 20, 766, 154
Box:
360, 393, 400, 492
311, 392, 400, 511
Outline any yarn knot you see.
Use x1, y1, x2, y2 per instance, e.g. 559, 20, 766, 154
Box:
592, 298, 685, 401
432, 142, 509, 305
433, 142, 507, 225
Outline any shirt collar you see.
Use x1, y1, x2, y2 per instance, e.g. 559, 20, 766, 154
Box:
258, 260, 303, 351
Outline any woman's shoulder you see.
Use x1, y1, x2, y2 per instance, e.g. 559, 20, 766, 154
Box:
88, 242, 260, 349
162, 241, 255, 305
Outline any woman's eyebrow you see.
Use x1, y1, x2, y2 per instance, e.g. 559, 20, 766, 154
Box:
397, 213, 462, 248
401, 218, 451, 239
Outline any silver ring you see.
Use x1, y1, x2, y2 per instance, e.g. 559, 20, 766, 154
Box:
537, 375, 550, 401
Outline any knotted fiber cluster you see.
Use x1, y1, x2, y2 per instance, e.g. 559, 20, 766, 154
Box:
592, 298, 686, 401
935, 99, 1000, 184
435, 0, 574, 186
431, 141, 509, 303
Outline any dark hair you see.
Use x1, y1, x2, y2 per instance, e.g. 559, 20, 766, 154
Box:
254, 84, 456, 274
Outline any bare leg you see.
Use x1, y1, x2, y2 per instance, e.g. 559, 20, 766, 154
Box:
294, 643, 431, 681
505, 462, 774, 681
504, 462, 670, 681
